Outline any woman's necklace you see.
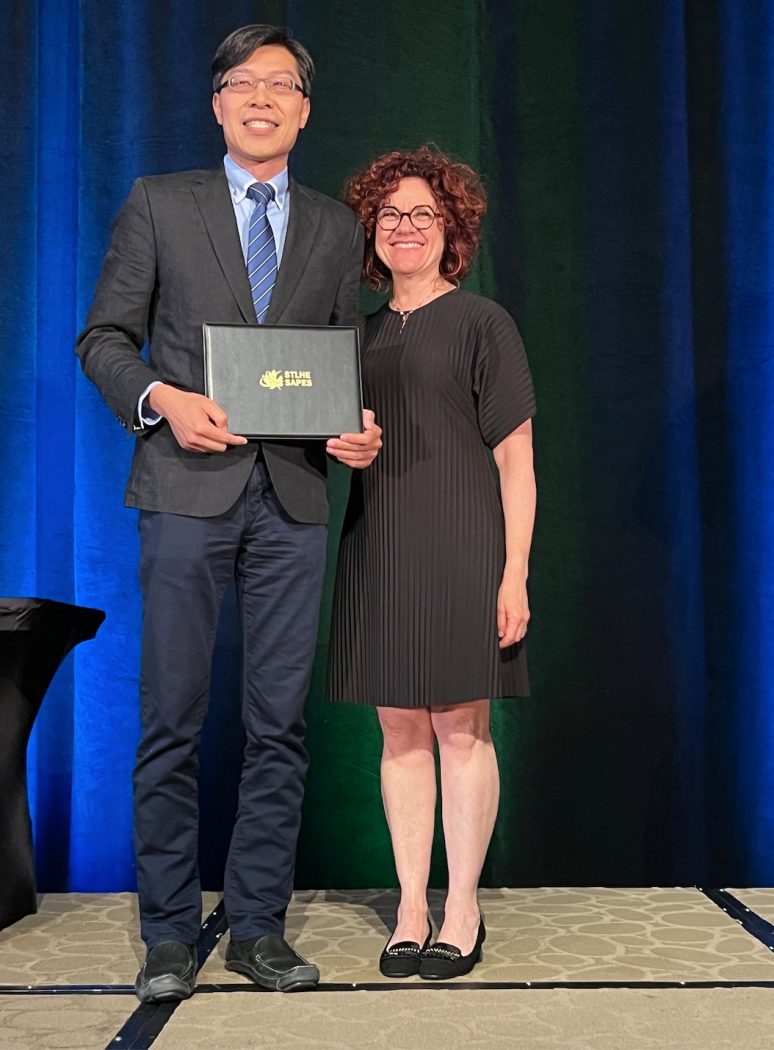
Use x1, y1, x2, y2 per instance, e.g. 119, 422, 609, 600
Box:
392, 304, 422, 334
390, 286, 447, 334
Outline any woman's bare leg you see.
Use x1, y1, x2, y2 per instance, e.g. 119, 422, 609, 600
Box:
431, 699, 498, 954
377, 706, 436, 946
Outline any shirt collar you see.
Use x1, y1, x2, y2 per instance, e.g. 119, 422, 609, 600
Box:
223, 155, 289, 210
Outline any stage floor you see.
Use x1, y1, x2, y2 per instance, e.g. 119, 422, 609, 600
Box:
1, 887, 773, 1048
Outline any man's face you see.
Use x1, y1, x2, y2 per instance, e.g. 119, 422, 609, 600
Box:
212, 44, 311, 178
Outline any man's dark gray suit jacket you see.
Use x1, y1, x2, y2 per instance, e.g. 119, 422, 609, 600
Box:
76, 168, 364, 523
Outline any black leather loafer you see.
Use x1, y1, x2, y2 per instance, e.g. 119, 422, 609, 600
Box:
379, 921, 433, 978
225, 934, 320, 992
135, 940, 197, 1003
419, 919, 486, 980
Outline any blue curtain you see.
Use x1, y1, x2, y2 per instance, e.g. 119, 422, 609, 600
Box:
2, 0, 773, 891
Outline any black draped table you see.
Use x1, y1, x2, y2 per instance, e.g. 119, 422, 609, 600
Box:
0, 598, 105, 930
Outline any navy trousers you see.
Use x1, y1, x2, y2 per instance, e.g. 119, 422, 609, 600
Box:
133, 461, 327, 948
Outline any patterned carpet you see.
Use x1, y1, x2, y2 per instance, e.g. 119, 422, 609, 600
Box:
1, 888, 773, 1049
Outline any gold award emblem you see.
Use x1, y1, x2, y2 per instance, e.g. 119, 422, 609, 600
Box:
260, 369, 313, 389
259, 369, 284, 390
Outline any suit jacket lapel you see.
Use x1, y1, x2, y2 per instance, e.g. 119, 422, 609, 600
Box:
266, 178, 322, 323
192, 169, 255, 323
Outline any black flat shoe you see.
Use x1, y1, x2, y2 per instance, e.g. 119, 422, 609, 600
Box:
135, 940, 197, 1003
379, 920, 432, 978
419, 919, 486, 980
225, 934, 320, 992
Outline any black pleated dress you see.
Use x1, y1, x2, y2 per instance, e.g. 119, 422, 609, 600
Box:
327, 289, 536, 708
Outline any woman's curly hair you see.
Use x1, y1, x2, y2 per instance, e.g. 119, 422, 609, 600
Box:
344, 146, 487, 291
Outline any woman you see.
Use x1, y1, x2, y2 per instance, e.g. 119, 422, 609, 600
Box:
327, 147, 536, 980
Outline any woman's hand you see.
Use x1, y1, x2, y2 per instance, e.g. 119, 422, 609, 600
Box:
496, 568, 530, 649
493, 421, 535, 649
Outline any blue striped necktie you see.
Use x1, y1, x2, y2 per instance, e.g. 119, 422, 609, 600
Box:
246, 182, 278, 325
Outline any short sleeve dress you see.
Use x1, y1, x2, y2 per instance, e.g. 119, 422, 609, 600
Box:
327, 289, 536, 708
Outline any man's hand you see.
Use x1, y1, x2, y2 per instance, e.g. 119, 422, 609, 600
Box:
148, 384, 248, 453
326, 409, 382, 468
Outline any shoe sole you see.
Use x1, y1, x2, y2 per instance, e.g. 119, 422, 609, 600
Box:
224, 960, 319, 992
135, 973, 195, 1002
379, 963, 421, 978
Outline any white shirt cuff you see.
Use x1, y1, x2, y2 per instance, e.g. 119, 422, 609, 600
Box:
138, 381, 163, 426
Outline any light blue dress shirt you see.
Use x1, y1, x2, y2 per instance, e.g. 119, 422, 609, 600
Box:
223, 154, 290, 265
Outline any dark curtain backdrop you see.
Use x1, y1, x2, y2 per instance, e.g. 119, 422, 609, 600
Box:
2, 0, 772, 892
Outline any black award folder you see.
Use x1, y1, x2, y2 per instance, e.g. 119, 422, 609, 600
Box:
202, 323, 363, 439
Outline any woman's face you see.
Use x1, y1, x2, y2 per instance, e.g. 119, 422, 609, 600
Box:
374, 177, 445, 284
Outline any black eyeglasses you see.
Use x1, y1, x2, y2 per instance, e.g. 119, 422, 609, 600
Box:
375, 205, 441, 231
215, 75, 305, 97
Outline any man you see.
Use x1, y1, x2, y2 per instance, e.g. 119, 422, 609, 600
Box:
76, 24, 380, 1002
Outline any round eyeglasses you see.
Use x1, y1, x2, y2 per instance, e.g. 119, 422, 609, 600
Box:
216, 75, 305, 97
375, 206, 441, 231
